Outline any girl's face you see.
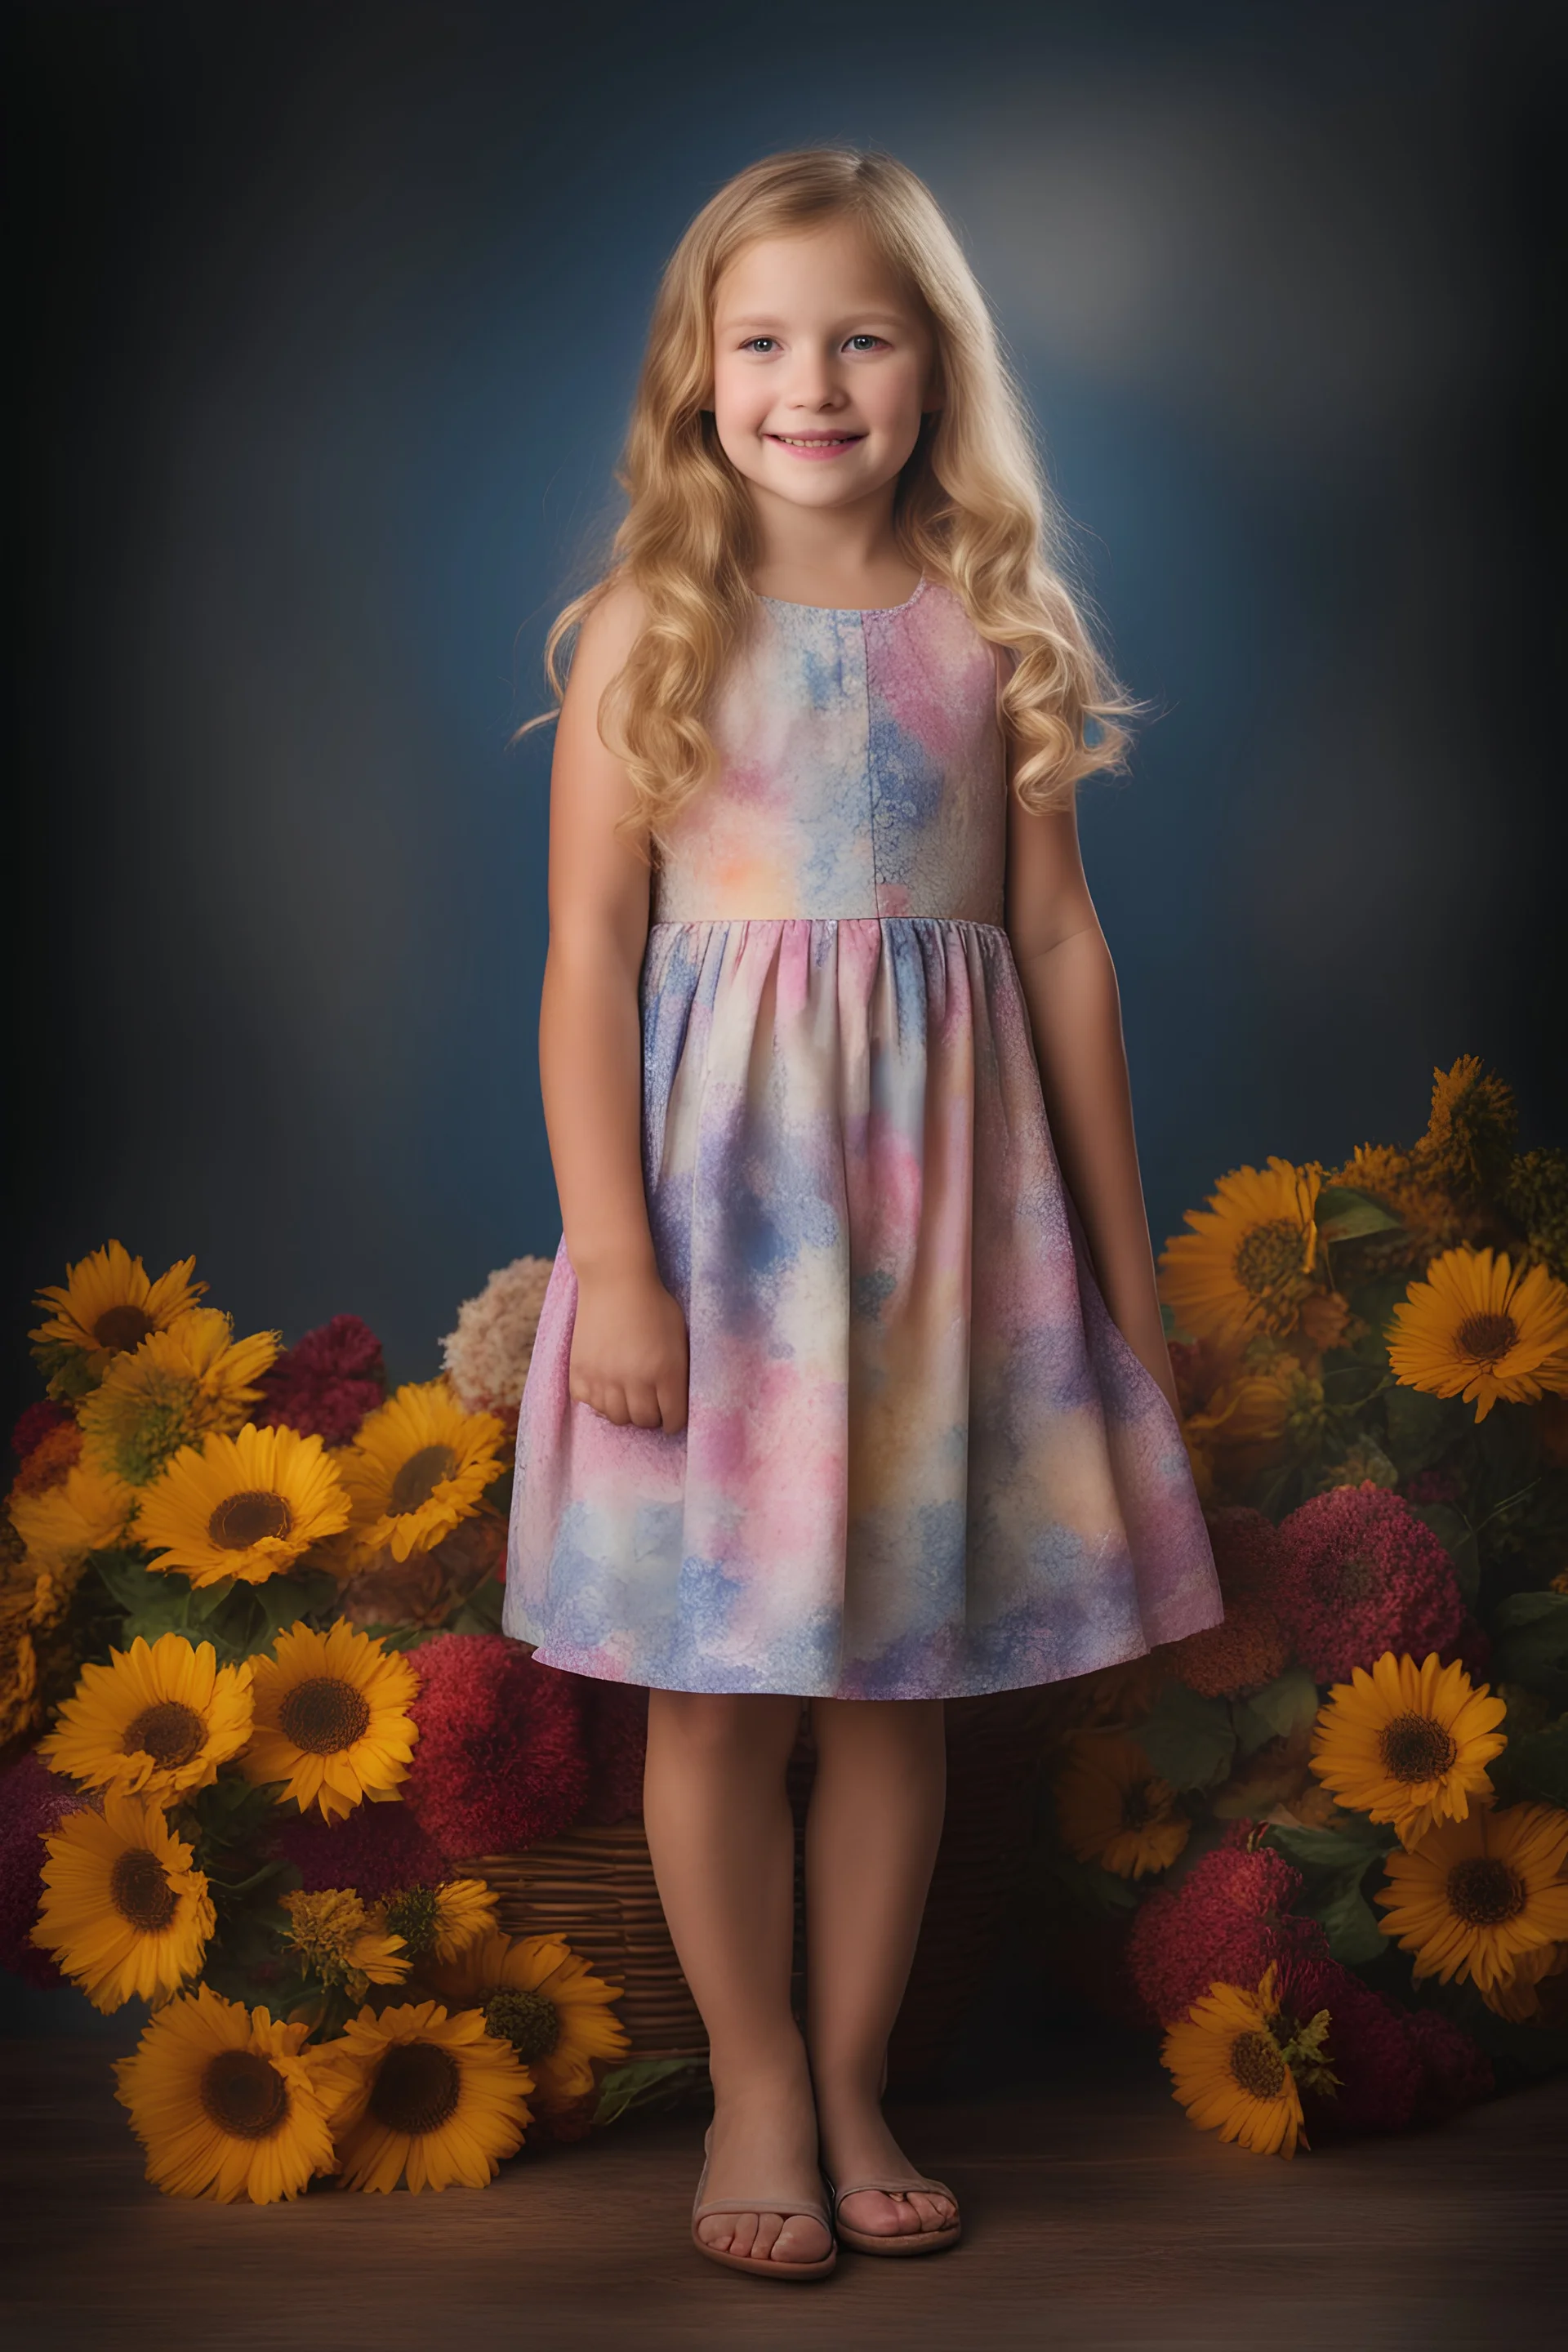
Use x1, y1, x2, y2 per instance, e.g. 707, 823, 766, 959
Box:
709, 219, 938, 517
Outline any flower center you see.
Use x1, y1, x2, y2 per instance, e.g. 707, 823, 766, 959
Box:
93, 1303, 156, 1352
1233, 1219, 1306, 1302
207, 1489, 293, 1550
390, 1444, 459, 1515
1120, 1780, 1159, 1831
1377, 1712, 1458, 1784
1446, 1855, 1527, 1927
277, 1674, 372, 1755
109, 1846, 178, 1931
1228, 2029, 1288, 2100
381, 1887, 439, 1961
1339, 1550, 1378, 1601
368, 2040, 462, 2136
1453, 1310, 1517, 1365
483, 1989, 561, 2063
122, 1699, 207, 1771
200, 2049, 291, 2140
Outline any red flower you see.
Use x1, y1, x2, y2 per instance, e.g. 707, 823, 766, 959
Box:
1275, 1950, 1423, 2136
1205, 1505, 1285, 1603
1126, 1842, 1329, 2028
9, 1401, 71, 1465
256, 1314, 387, 1446
402, 1634, 590, 1859
1269, 1482, 1464, 1683
1165, 1591, 1290, 1699
0, 1753, 87, 1987
270, 1795, 449, 1899
1403, 2007, 1493, 2126
565, 1676, 648, 1827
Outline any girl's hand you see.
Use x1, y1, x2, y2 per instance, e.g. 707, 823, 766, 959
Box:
569, 1264, 690, 1433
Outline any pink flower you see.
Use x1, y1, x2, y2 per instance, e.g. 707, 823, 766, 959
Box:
1205, 1505, 1285, 1602
564, 1676, 648, 1826
1275, 1951, 1423, 2136
256, 1314, 386, 1446
1403, 2008, 1493, 2126
402, 1634, 590, 1858
270, 1797, 448, 1900
1269, 1481, 1464, 1683
0, 1753, 88, 1986
1126, 1842, 1330, 2028
9, 1401, 71, 1464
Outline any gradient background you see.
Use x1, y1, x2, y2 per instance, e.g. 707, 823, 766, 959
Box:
8, 0, 1561, 1434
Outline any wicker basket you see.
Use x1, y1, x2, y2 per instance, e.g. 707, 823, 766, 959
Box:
463, 1685, 1067, 2091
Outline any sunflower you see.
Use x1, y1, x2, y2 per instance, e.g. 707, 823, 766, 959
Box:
318, 1999, 532, 2192
136, 1423, 351, 1587
1414, 1054, 1517, 1207
78, 1310, 281, 1488
1157, 1158, 1324, 1344
424, 1931, 630, 2113
375, 1878, 498, 1967
1326, 1143, 1466, 1269
31, 1241, 205, 1374
1480, 1937, 1568, 2025
9, 1459, 137, 1571
33, 1790, 214, 2011
115, 1983, 339, 2203
1308, 1650, 1508, 1849
1374, 1802, 1568, 1993
1160, 1963, 1310, 2159
38, 1631, 255, 1802
1387, 1246, 1568, 1423
1184, 1355, 1326, 1467
243, 1619, 421, 1821
338, 1380, 506, 1565
1054, 1731, 1190, 1878
279, 1888, 409, 1994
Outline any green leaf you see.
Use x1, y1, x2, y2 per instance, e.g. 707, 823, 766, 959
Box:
1498, 1716, 1568, 1809
1382, 1383, 1459, 1476
447, 1578, 505, 1637
1490, 1589, 1568, 1703
1405, 1502, 1481, 1604
1314, 1186, 1405, 1242
1041, 1849, 1144, 1914
1134, 1682, 1237, 1791
593, 2058, 707, 2127
1232, 1666, 1321, 1757
89, 1551, 178, 1614
1267, 1815, 1396, 1871
1310, 1871, 1388, 1965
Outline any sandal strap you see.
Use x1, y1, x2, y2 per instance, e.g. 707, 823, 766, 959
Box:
830, 2176, 956, 2211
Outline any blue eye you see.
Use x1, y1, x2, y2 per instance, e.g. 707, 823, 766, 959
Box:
742, 336, 777, 354
846, 334, 886, 352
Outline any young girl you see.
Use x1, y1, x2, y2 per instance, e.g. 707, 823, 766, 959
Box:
505, 148, 1223, 2281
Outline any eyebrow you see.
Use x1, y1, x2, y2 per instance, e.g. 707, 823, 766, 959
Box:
718, 310, 911, 331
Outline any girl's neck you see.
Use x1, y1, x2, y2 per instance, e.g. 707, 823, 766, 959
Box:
746, 487, 917, 613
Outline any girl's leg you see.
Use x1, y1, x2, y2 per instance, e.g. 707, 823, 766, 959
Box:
641, 1688, 832, 2264
804, 1695, 956, 2240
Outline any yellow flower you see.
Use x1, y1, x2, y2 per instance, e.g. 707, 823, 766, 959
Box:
136, 1423, 350, 1586
318, 1999, 532, 2192
1479, 1938, 1568, 2025
31, 1241, 205, 1372
1160, 1963, 1307, 2160
242, 1619, 420, 1821
38, 1632, 255, 1802
1054, 1731, 1190, 1878
78, 1310, 280, 1488
1157, 1158, 1323, 1344
33, 1790, 214, 2012
1, 1579, 40, 1748
1414, 1054, 1517, 1206
338, 1380, 506, 1564
425, 1931, 630, 2114
1308, 1650, 1508, 1850
114, 1984, 339, 2203
9, 1459, 137, 1572
1387, 1246, 1568, 1423
376, 1879, 499, 1967
279, 1889, 409, 1995
1374, 1802, 1568, 1993
1327, 1143, 1464, 1267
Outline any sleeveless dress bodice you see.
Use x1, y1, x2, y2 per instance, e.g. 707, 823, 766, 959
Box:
506, 578, 1223, 1700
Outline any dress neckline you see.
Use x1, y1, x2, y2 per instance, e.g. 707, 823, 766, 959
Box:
755, 576, 929, 618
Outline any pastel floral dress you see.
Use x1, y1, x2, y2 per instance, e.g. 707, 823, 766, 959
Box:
505, 578, 1223, 1698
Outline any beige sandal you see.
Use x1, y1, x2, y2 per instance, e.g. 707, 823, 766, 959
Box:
690, 2126, 838, 2282
827, 2172, 963, 2257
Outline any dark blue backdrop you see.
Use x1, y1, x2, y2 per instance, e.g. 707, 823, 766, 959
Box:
10, 0, 1560, 1418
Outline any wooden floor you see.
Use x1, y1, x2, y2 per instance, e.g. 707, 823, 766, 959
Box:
2, 2033, 1563, 2351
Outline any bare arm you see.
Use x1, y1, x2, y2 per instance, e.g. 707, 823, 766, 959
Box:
537, 583, 689, 1431
1002, 731, 1181, 1420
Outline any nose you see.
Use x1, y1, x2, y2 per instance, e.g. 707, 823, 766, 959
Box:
784, 346, 847, 410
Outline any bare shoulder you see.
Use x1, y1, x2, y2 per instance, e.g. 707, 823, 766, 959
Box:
565, 575, 648, 699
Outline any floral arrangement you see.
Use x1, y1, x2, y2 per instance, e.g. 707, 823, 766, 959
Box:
0, 1248, 676, 2203
1040, 1054, 1568, 2157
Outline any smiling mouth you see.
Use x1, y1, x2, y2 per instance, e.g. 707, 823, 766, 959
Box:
767, 432, 865, 457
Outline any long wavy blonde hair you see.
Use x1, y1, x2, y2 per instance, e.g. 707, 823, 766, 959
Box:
525, 147, 1147, 855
